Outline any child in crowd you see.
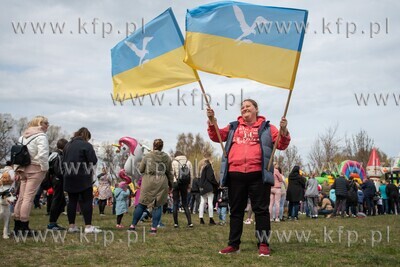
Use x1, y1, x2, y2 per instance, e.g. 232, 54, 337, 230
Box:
217, 187, 229, 225
114, 182, 129, 228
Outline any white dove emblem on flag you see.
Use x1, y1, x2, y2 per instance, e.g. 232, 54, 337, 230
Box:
124, 36, 154, 67
233, 5, 269, 44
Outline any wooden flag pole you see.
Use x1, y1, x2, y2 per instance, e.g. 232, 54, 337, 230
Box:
267, 89, 293, 170
197, 78, 227, 158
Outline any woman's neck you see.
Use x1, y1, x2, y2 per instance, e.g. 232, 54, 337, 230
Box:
244, 117, 257, 126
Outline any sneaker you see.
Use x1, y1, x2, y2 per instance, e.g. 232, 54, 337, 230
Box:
275, 218, 280, 222
84, 226, 102, 234
188, 223, 194, 228
218, 222, 226, 226
149, 228, 157, 235
47, 223, 66, 231
158, 223, 166, 228
68, 226, 80, 233
100, 214, 106, 217
259, 243, 270, 257
219, 246, 240, 254
128, 225, 136, 231
174, 224, 179, 228
116, 224, 124, 229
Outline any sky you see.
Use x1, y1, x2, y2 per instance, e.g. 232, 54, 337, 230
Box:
0, 0, 399, 164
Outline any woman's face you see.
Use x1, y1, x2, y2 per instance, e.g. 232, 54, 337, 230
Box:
41, 120, 49, 133
241, 101, 258, 122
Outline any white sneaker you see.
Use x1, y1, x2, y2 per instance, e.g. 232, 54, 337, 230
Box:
84, 226, 102, 234
275, 218, 280, 222
68, 226, 80, 233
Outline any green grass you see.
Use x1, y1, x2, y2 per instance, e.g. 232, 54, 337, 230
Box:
1, 207, 399, 266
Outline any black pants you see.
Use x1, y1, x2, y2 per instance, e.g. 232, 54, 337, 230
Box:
227, 171, 271, 248
34, 186, 43, 208
117, 214, 124, 225
346, 203, 357, 216
190, 192, 200, 213
333, 196, 347, 216
112, 196, 116, 215
98, 199, 107, 214
364, 196, 375, 216
46, 194, 53, 214
172, 183, 192, 225
67, 187, 93, 225
388, 197, 399, 214
49, 176, 66, 223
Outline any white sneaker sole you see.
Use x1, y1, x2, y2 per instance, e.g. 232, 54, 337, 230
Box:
219, 250, 240, 255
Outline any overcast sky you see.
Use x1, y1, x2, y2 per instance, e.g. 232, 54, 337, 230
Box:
1, 0, 399, 164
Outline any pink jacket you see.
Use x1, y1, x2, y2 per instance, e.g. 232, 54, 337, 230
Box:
208, 116, 290, 173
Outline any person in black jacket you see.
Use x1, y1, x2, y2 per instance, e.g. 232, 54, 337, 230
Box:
190, 177, 201, 214
47, 138, 68, 230
361, 178, 377, 216
346, 177, 358, 217
286, 166, 306, 220
63, 127, 100, 234
386, 180, 399, 214
331, 174, 349, 217
198, 159, 219, 225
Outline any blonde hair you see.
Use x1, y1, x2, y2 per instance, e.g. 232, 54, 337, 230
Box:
27, 116, 48, 127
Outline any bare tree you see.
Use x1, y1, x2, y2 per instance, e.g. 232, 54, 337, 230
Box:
308, 124, 341, 174
343, 129, 374, 167
97, 142, 122, 185
13, 117, 28, 141
46, 125, 70, 152
280, 145, 302, 176
0, 114, 15, 163
174, 132, 215, 177
376, 149, 389, 166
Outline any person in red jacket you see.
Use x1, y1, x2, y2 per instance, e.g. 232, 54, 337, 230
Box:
207, 99, 290, 257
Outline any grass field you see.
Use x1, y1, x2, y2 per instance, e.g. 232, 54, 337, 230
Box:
1, 206, 399, 266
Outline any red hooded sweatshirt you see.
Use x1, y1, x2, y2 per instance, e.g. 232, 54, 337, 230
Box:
208, 116, 290, 173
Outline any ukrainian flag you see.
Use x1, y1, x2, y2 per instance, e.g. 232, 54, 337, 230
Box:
184, 1, 308, 89
112, 8, 199, 99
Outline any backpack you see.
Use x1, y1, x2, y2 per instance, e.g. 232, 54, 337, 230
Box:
176, 160, 191, 185
11, 134, 44, 166
50, 152, 64, 178
41, 152, 63, 190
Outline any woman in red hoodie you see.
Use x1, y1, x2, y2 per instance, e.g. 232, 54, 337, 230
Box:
207, 99, 290, 257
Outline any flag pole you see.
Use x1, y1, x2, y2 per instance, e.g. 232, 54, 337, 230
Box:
267, 89, 293, 170
196, 78, 227, 158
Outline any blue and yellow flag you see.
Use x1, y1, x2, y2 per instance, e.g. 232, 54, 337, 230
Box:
112, 8, 199, 99
184, 1, 308, 89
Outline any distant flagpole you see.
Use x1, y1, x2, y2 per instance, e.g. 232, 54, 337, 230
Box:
194, 72, 227, 158
268, 90, 293, 170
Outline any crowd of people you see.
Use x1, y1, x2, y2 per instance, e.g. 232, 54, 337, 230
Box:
1, 101, 399, 258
